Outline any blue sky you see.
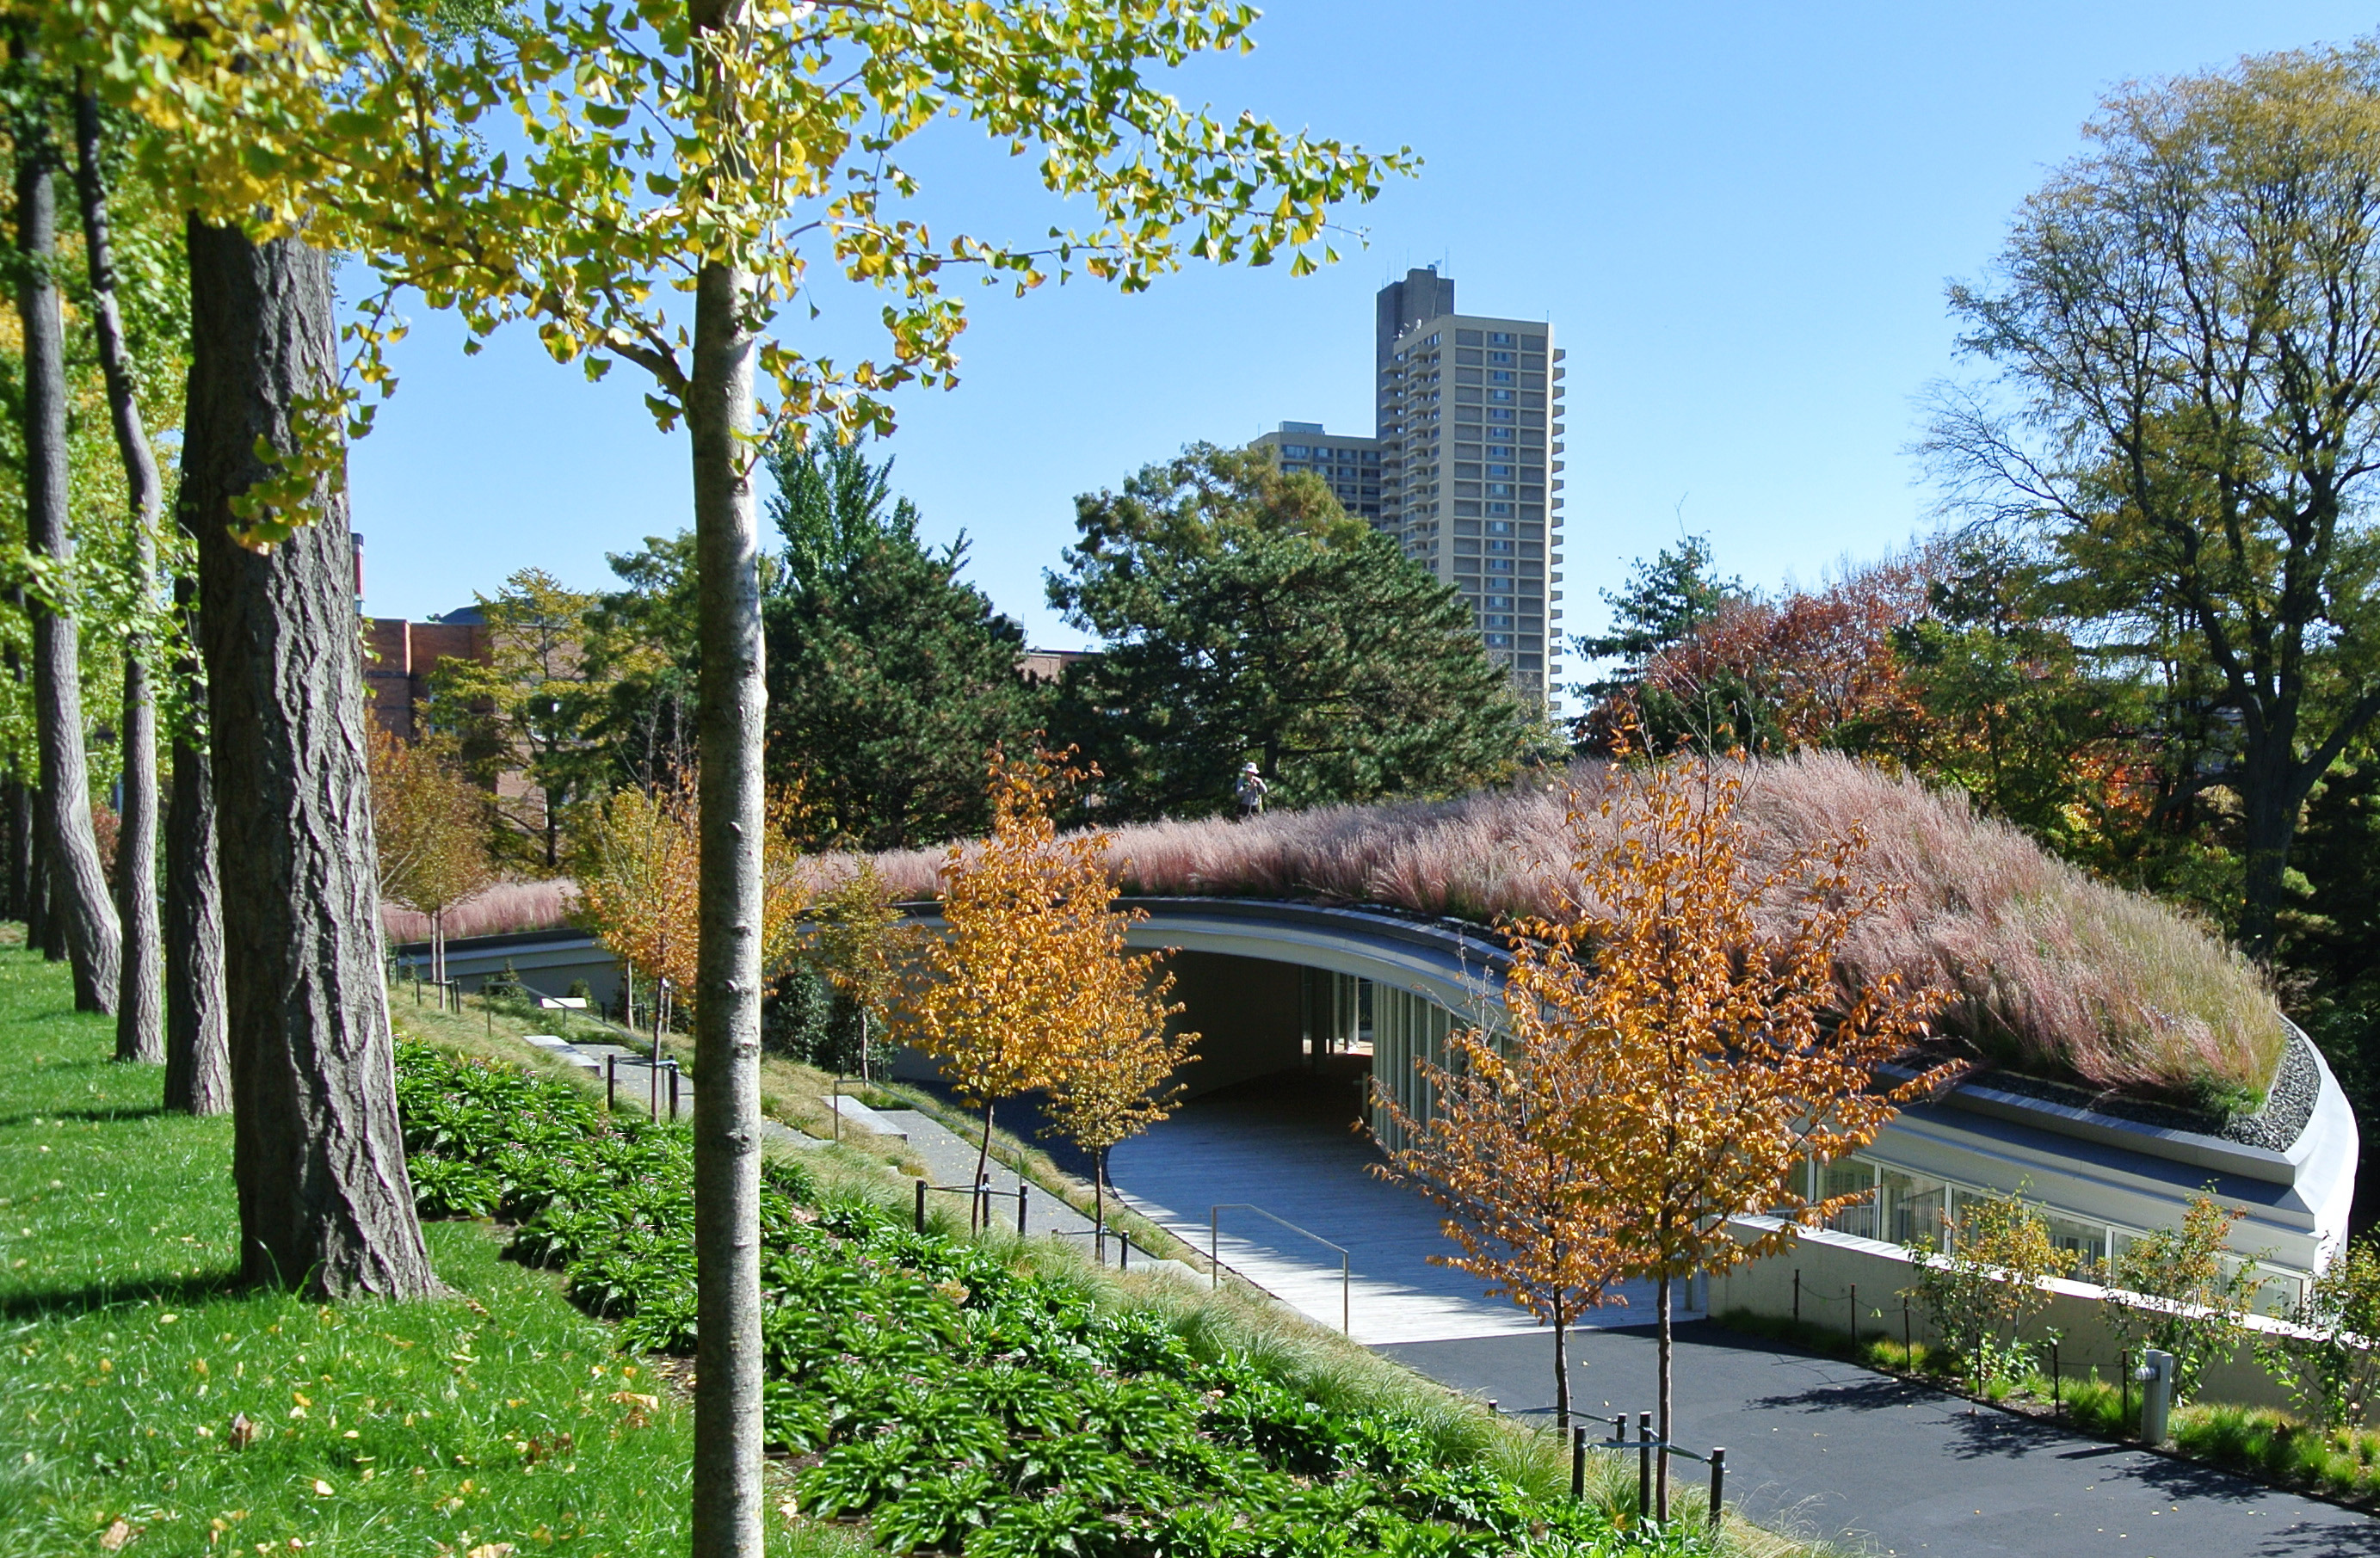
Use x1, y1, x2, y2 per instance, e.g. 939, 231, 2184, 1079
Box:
348, 1, 2379, 680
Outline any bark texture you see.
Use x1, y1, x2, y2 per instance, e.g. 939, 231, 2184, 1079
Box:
15, 114, 122, 1012
185, 218, 434, 1297
164, 569, 230, 1116
689, 245, 768, 1558
76, 90, 165, 1063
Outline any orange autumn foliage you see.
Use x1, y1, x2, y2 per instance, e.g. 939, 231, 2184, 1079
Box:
911, 747, 1192, 1217
570, 773, 811, 1016
1513, 756, 1949, 1514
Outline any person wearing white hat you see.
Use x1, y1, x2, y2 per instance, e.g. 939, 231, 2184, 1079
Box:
1234, 761, 1270, 818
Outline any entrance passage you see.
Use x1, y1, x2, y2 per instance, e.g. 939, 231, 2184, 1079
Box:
1107, 1057, 1668, 1346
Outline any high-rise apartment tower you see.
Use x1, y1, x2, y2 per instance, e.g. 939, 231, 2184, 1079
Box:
1374, 268, 1563, 697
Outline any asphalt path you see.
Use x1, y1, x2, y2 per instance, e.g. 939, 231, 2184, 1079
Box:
1380, 1325, 2380, 1557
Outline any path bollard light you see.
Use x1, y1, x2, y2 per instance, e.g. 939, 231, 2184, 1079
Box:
607, 1055, 617, 1112
1792, 1268, 1801, 1323
1903, 1297, 1912, 1360
663, 1059, 681, 1121
915, 1178, 927, 1235
2136, 1349, 2176, 1445
1571, 1425, 1586, 1500
1707, 1448, 1725, 1534
1016, 1181, 1028, 1236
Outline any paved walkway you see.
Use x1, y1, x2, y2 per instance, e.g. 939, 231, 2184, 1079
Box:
1105, 1068, 1667, 1344
1385, 1326, 2379, 1556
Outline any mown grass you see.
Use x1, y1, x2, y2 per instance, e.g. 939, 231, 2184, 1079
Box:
0, 945, 859, 1556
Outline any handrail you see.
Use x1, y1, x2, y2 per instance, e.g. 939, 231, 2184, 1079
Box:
1209, 1203, 1352, 1335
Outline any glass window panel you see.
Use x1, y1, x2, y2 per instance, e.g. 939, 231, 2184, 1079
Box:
1877, 1167, 1949, 1251
1821, 1158, 1877, 1241
2042, 1212, 2106, 1276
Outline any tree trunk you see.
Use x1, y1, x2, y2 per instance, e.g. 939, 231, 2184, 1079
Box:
2235, 736, 2300, 958
3, 776, 26, 921
164, 674, 231, 1114
1655, 1272, 1672, 1525
1553, 1292, 1569, 1431
688, 240, 767, 1558
976, 1098, 998, 1232
15, 105, 122, 1013
1095, 1148, 1108, 1265
75, 89, 166, 1064
28, 829, 59, 960
184, 216, 436, 1300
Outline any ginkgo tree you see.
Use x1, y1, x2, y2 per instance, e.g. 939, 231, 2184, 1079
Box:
45, 3, 1406, 1551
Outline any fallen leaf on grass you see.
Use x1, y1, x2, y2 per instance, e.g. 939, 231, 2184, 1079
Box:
226, 1414, 257, 1450
466, 1546, 515, 1558
608, 1391, 658, 1429
312, 1480, 334, 1498
98, 1518, 133, 1550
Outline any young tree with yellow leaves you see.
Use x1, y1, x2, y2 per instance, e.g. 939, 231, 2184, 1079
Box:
1042, 939, 1196, 1265
1524, 758, 1947, 1520
805, 859, 922, 1087
367, 728, 496, 986
1373, 1018, 1621, 1430
571, 774, 810, 1031
913, 748, 1131, 1224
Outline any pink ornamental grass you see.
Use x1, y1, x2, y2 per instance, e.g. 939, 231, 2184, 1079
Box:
866, 753, 2283, 1104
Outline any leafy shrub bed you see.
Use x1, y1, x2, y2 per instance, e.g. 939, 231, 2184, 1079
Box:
396, 1044, 1693, 1555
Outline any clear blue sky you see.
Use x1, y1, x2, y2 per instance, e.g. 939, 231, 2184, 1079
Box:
348, 1, 2379, 680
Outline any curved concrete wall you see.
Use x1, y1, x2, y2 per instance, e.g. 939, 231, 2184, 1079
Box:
419, 899, 2358, 1292
1114, 896, 2359, 1292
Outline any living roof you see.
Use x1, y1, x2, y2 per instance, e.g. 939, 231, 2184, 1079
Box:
872, 753, 2287, 1112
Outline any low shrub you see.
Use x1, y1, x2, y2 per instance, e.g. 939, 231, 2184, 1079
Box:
394, 1044, 1702, 1554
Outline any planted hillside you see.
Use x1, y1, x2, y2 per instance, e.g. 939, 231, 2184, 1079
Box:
395, 1044, 1702, 1555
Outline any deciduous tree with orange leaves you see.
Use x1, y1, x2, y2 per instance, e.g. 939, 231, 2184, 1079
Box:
1524, 756, 1949, 1519
571, 775, 810, 1034
1043, 942, 1198, 1264
1372, 1013, 1621, 1429
914, 747, 1172, 1225
367, 729, 495, 985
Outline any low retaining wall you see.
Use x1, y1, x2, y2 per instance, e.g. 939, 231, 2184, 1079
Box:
1716, 1218, 2335, 1419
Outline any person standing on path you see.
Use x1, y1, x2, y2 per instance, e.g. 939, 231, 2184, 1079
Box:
1235, 762, 1269, 818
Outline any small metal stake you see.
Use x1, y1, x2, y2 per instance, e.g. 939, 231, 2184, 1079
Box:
1571, 1425, 1586, 1500
1792, 1268, 1801, 1323
1637, 1412, 1652, 1524
1015, 1181, 1028, 1236
914, 1178, 927, 1235
667, 1061, 681, 1120
607, 1055, 617, 1112
1707, 1448, 1725, 1533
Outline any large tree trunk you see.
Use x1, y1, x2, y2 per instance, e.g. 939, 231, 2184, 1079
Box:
688, 237, 768, 1558
184, 217, 435, 1299
75, 89, 165, 1063
15, 108, 122, 1013
164, 567, 230, 1115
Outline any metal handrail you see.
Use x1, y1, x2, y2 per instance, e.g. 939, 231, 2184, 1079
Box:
1209, 1203, 1352, 1335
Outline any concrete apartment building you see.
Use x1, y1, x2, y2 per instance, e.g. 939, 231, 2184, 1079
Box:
1254, 267, 1564, 699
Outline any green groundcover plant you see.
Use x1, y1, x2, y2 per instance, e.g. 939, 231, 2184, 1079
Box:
395, 1043, 1699, 1555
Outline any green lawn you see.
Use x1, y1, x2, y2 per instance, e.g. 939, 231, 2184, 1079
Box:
0, 945, 761, 1557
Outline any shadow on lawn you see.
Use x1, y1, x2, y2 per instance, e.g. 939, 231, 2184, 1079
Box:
0, 1270, 248, 1320
0, 1102, 170, 1128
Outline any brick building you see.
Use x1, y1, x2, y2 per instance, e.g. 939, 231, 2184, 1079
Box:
363, 607, 488, 741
